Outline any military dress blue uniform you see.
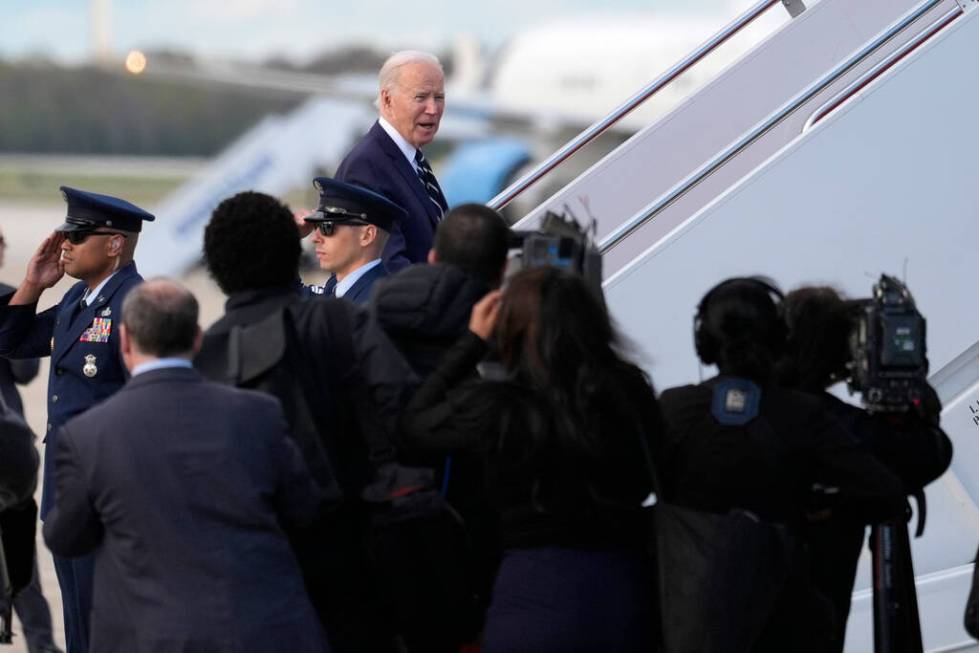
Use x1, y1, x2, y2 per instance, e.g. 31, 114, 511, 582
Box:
314, 263, 388, 306
0, 187, 153, 653
0, 263, 142, 515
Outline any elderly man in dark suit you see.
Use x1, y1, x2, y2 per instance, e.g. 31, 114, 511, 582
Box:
335, 50, 448, 272
43, 279, 329, 653
302, 177, 406, 305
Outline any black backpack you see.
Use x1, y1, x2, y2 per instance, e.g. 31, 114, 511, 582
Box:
648, 381, 825, 653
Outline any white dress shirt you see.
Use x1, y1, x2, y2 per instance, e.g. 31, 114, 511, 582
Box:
378, 117, 419, 173
335, 259, 383, 298
81, 271, 119, 306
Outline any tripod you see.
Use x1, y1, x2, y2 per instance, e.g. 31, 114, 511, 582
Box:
871, 518, 922, 653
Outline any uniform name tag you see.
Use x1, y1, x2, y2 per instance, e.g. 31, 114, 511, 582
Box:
80, 318, 112, 343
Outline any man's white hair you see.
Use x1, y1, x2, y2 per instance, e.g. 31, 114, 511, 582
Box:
375, 50, 443, 108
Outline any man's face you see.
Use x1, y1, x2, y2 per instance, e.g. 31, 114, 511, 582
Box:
381, 62, 445, 149
312, 223, 369, 280
60, 232, 121, 280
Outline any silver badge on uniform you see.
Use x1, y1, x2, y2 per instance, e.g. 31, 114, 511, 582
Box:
101, 306, 111, 317
83, 354, 98, 378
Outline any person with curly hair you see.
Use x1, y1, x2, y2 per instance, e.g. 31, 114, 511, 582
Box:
195, 190, 416, 653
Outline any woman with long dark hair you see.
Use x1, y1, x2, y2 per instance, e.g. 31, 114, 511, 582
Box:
401, 267, 659, 652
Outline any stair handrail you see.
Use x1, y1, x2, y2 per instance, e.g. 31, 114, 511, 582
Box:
598, 0, 952, 254
802, 5, 962, 132
486, 0, 784, 211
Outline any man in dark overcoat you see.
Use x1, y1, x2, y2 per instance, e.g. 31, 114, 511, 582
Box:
43, 279, 328, 653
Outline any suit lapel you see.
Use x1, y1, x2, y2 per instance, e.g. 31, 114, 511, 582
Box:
345, 265, 386, 304
373, 123, 441, 229
52, 283, 86, 362
54, 263, 138, 366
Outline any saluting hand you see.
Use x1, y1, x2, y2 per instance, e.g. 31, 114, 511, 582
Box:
26, 232, 66, 289
294, 211, 315, 239
10, 232, 66, 306
469, 290, 502, 342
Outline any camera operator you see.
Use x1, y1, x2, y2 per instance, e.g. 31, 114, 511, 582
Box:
776, 285, 952, 651
656, 277, 905, 652
367, 203, 510, 652
372, 203, 509, 378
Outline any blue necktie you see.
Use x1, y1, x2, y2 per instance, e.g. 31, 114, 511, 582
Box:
414, 150, 446, 220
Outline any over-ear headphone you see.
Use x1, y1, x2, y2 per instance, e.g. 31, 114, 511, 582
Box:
693, 276, 785, 365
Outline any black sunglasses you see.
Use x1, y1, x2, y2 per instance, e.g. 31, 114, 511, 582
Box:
315, 220, 369, 237
62, 231, 128, 245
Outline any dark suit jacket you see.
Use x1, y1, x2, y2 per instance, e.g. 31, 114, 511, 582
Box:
195, 286, 417, 652
43, 367, 328, 653
321, 263, 388, 306
336, 121, 447, 272
0, 263, 142, 518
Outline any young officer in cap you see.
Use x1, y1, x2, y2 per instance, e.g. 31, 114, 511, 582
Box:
301, 177, 406, 305
0, 186, 153, 653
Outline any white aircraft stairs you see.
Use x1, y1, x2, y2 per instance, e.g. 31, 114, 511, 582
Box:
498, 0, 979, 650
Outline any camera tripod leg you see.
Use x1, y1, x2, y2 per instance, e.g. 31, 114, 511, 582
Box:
871, 520, 923, 653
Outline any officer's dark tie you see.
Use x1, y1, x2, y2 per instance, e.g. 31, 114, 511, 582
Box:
414, 150, 446, 220
69, 297, 87, 325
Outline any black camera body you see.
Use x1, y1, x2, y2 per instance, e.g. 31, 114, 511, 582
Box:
506, 211, 603, 294
846, 275, 928, 413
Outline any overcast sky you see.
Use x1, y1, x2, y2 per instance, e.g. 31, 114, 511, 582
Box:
0, 0, 753, 64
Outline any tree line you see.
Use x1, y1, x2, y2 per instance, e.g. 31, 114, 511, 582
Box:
0, 45, 453, 157
0, 60, 301, 156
